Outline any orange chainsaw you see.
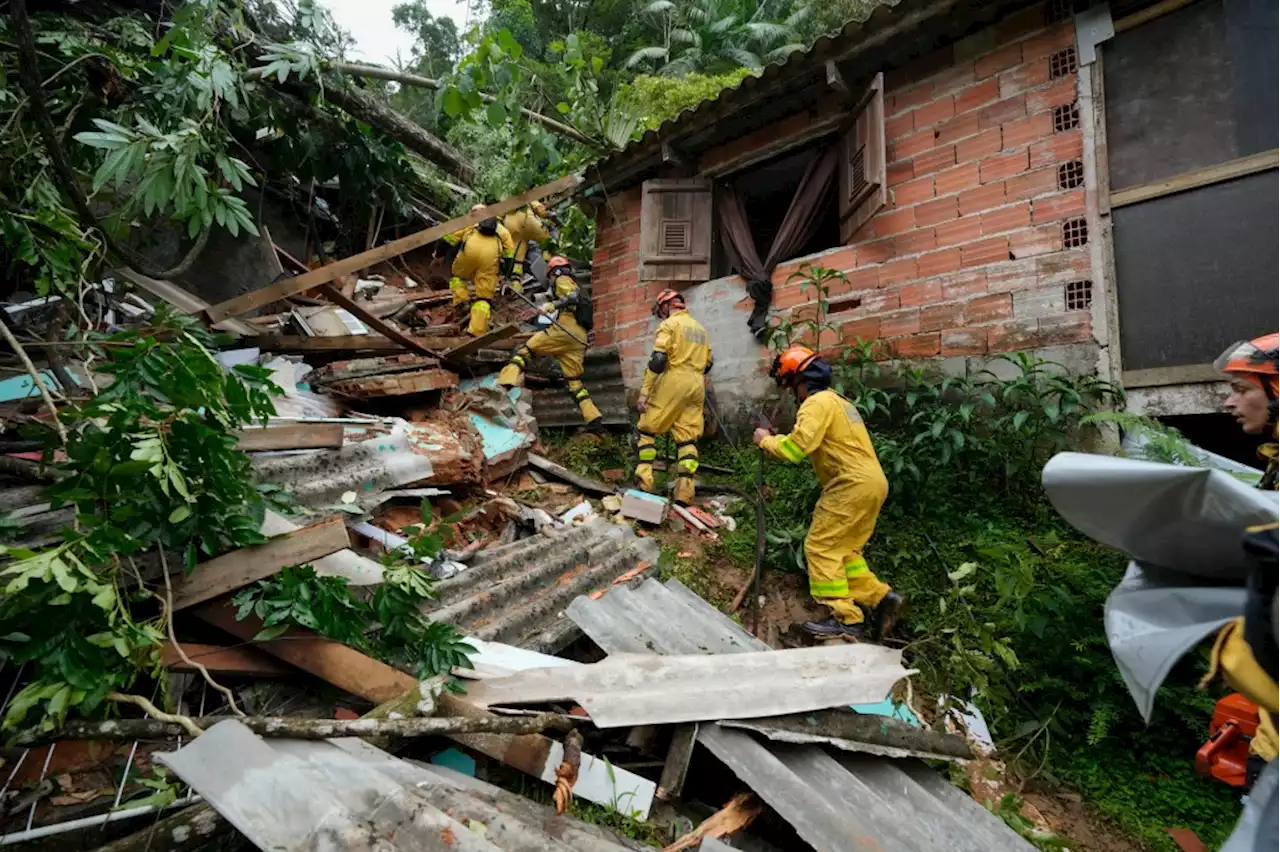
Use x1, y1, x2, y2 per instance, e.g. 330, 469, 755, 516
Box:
1196, 693, 1262, 787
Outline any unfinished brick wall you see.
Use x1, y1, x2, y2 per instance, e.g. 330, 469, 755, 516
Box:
590, 10, 1099, 394
770, 14, 1095, 361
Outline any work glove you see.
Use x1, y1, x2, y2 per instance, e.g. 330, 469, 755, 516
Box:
636, 395, 648, 414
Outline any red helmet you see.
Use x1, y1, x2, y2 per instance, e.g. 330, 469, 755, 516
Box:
547, 255, 571, 275
770, 345, 818, 385
653, 288, 685, 317
1216, 333, 1279, 397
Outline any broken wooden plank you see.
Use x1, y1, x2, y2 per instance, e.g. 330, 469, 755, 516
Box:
171, 517, 350, 611
116, 266, 258, 336
528, 453, 615, 496
204, 174, 582, 322
193, 599, 419, 702
318, 284, 441, 358
327, 367, 458, 398
663, 792, 761, 852
234, 422, 344, 452
161, 642, 295, 677
194, 604, 657, 817
441, 323, 519, 360
657, 723, 699, 802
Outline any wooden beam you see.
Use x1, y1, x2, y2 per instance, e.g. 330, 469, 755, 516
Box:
527, 453, 614, 496
171, 517, 350, 611
235, 423, 344, 452
161, 642, 295, 677
318, 284, 442, 358
115, 267, 258, 337
441, 324, 519, 360
248, 333, 531, 354
1113, 0, 1196, 33
1110, 149, 1278, 208
657, 723, 699, 802
204, 174, 582, 322
1122, 364, 1225, 388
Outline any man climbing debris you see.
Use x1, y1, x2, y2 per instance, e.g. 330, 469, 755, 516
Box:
635, 289, 712, 505
502, 201, 554, 291
445, 203, 515, 336
497, 256, 604, 433
754, 345, 903, 641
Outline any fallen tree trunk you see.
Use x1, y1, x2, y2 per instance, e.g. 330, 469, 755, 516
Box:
13, 712, 583, 746
326, 62, 599, 148
91, 802, 228, 852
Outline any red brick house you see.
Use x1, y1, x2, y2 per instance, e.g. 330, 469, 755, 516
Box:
578, 0, 1278, 424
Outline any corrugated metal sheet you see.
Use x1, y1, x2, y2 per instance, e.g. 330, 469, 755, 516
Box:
422, 518, 660, 653
465, 643, 913, 728
590, 0, 1034, 185
566, 579, 1035, 852
529, 347, 630, 428
158, 721, 643, 851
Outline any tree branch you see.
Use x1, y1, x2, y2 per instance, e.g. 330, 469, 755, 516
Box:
157, 550, 247, 719
319, 61, 601, 149
0, 317, 68, 445
106, 692, 204, 739
9, 0, 210, 281
12, 711, 583, 745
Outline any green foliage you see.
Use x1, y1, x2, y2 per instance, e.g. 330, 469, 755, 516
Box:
1, 310, 281, 735
232, 562, 476, 680
625, 0, 808, 75
616, 67, 755, 130
1080, 410, 1202, 466
986, 793, 1072, 851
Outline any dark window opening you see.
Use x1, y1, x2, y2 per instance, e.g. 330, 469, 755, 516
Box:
1053, 102, 1080, 133
1059, 160, 1085, 189
712, 142, 840, 278
1159, 413, 1268, 470
1063, 217, 1089, 248
1065, 279, 1092, 310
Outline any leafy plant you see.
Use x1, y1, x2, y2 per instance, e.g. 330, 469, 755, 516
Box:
1, 310, 280, 735
986, 793, 1072, 851
626, 0, 807, 75
231, 559, 476, 681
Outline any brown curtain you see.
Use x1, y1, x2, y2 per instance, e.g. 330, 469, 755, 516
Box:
717, 145, 840, 338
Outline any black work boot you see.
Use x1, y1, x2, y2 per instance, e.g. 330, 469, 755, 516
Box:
803, 618, 869, 640
579, 419, 607, 436
868, 591, 905, 641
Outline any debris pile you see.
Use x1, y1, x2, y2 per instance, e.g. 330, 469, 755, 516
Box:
0, 181, 1026, 852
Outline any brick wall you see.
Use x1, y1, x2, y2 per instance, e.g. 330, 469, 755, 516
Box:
590, 12, 1100, 396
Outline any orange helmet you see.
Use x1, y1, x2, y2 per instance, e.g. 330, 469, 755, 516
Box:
547, 255, 571, 275
1216, 333, 1279, 397
653, 288, 685, 317
770, 345, 818, 385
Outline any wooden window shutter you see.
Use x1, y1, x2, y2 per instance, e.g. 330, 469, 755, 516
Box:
839, 72, 887, 244
639, 178, 713, 281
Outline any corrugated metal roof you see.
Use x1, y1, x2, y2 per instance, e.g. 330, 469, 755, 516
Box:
530, 348, 630, 428
566, 578, 1035, 852
157, 721, 644, 851
422, 519, 660, 653
591, 0, 1028, 185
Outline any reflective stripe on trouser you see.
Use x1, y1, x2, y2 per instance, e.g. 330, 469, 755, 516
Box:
635, 369, 705, 495
497, 346, 533, 388
567, 379, 602, 423
467, 299, 492, 336
635, 432, 658, 492
449, 276, 469, 306
674, 440, 698, 504
805, 475, 890, 625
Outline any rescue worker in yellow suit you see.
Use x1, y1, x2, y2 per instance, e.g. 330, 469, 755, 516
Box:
444, 204, 515, 336
635, 289, 712, 505
753, 345, 904, 640
502, 201, 554, 292
496, 256, 604, 432
1209, 333, 1280, 785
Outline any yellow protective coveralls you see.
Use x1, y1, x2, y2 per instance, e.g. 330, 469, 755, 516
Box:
445, 222, 515, 336
761, 390, 891, 625
502, 208, 550, 289
496, 273, 601, 425
636, 309, 711, 505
